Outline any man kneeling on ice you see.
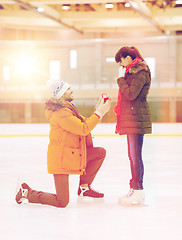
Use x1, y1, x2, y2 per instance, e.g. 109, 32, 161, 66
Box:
15, 80, 111, 208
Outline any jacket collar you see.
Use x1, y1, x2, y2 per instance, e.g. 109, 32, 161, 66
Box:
128, 61, 150, 75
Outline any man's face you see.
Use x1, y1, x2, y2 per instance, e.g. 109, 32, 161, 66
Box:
63, 87, 74, 102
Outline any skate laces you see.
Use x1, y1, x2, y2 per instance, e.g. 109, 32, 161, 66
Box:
88, 185, 100, 194
126, 189, 134, 198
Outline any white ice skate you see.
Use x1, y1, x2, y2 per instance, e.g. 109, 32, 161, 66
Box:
118, 189, 145, 206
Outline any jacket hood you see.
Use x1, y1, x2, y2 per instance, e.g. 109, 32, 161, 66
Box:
45, 98, 64, 111
45, 98, 64, 121
129, 61, 150, 76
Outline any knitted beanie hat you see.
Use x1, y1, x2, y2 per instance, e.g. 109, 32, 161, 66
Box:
47, 80, 70, 99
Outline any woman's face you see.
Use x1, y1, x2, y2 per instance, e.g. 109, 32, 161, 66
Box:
119, 55, 132, 67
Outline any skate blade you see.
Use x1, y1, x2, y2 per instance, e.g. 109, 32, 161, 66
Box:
118, 199, 146, 207
77, 196, 104, 204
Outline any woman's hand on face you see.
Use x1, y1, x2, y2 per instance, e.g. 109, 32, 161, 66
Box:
118, 66, 126, 78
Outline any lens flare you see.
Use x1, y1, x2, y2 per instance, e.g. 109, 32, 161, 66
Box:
16, 57, 35, 76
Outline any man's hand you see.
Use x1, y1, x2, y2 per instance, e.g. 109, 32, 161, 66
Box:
95, 97, 111, 119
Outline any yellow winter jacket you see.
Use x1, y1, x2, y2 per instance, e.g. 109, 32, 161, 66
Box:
45, 100, 100, 175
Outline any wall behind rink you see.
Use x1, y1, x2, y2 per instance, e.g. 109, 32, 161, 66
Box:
0, 34, 182, 123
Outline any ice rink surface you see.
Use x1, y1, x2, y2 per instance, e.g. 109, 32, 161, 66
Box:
0, 123, 182, 240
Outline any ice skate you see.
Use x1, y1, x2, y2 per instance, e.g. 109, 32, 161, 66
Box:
77, 185, 104, 203
15, 183, 30, 204
118, 189, 145, 206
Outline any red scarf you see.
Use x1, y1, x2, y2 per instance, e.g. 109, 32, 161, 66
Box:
114, 58, 142, 133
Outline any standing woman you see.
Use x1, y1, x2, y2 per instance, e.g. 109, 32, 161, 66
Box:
114, 46, 152, 205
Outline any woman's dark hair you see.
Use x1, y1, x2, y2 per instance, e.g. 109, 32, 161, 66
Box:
115, 46, 144, 63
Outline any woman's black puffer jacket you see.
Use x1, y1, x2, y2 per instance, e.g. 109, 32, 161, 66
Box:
117, 61, 152, 135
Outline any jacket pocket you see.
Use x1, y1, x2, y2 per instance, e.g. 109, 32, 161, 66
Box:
62, 147, 82, 171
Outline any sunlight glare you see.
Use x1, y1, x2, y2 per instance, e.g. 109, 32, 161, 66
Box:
16, 57, 35, 76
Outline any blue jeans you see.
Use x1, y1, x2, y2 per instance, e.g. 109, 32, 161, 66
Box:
127, 134, 144, 190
